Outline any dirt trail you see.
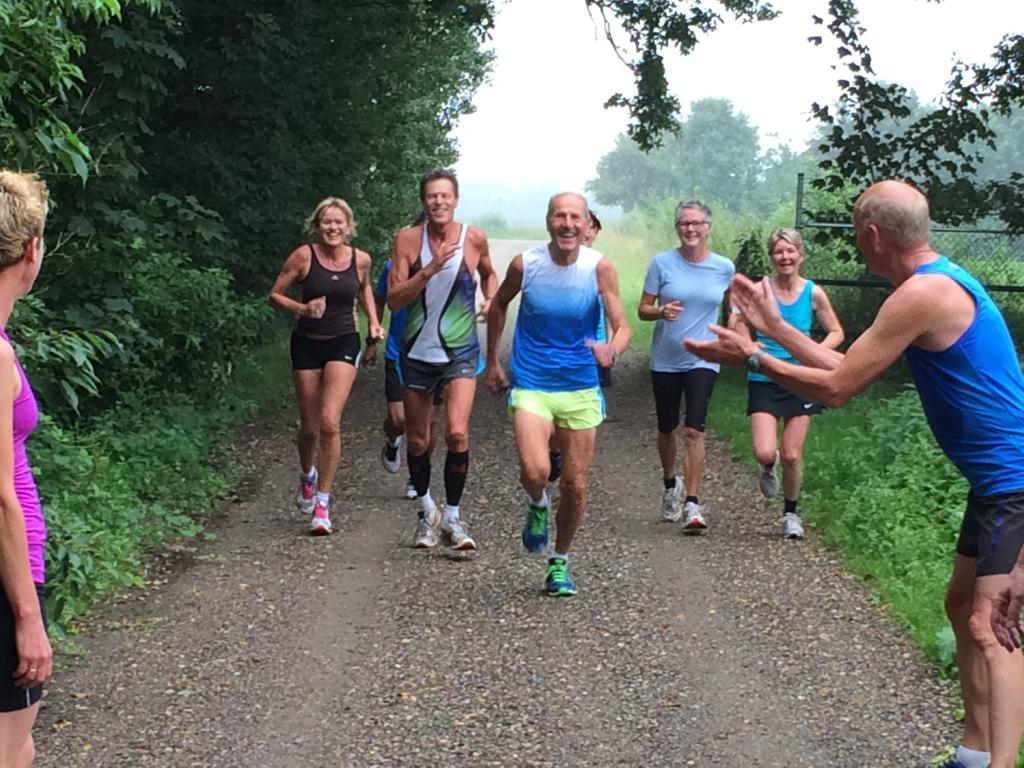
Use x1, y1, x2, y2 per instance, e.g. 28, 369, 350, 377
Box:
34, 241, 957, 767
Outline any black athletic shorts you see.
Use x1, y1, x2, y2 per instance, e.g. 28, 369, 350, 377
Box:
386, 359, 444, 405
651, 369, 718, 433
747, 380, 823, 419
290, 332, 360, 370
1, 583, 47, 712
956, 489, 1024, 576
400, 351, 479, 396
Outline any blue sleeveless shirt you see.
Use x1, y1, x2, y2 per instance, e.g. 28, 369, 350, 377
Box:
903, 256, 1024, 495
749, 279, 814, 383
510, 244, 602, 391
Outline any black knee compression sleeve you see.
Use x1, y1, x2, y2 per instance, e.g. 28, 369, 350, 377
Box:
408, 450, 431, 497
444, 450, 469, 507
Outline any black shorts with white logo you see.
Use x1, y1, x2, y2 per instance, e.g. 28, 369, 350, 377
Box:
400, 351, 479, 397
290, 332, 360, 370
388, 358, 445, 405
957, 488, 1024, 576
746, 380, 823, 419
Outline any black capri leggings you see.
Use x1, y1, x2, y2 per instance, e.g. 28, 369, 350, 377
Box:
651, 369, 718, 433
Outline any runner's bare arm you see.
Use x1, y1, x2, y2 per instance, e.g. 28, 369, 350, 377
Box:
812, 284, 845, 350
473, 228, 498, 317
483, 254, 524, 390
355, 250, 383, 340
269, 246, 320, 317
596, 259, 631, 362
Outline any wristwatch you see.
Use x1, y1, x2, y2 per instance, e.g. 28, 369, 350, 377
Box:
746, 348, 764, 372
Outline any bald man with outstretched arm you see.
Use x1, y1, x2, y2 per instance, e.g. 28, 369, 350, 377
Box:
686, 179, 1024, 768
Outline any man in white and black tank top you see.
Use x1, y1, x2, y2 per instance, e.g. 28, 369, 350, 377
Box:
387, 168, 497, 551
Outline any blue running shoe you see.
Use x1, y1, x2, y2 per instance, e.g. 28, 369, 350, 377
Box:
939, 760, 968, 768
545, 557, 577, 597
521, 500, 549, 552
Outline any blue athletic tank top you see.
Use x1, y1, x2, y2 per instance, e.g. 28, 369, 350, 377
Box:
903, 256, 1024, 495
748, 279, 814, 383
403, 224, 480, 364
510, 244, 602, 391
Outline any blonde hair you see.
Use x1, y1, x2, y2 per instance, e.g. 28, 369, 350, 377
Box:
767, 227, 804, 255
0, 170, 48, 269
304, 197, 356, 240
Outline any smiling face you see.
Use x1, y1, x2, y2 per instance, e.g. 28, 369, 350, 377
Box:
770, 237, 804, 277
546, 193, 589, 252
422, 178, 458, 227
675, 207, 709, 249
317, 205, 350, 246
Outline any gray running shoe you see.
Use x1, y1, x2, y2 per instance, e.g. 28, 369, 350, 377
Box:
782, 512, 805, 540
758, 451, 779, 498
381, 435, 402, 474
661, 476, 683, 522
682, 501, 707, 533
413, 516, 438, 548
440, 518, 477, 550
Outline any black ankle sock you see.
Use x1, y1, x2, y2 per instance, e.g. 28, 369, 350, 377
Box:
663, 477, 676, 490
444, 450, 469, 507
784, 498, 798, 514
408, 450, 431, 497
685, 495, 699, 505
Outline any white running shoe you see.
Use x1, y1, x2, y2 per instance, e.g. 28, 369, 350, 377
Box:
440, 517, 477, 551
782, 512, 805, 540
309, 502, 332, 536
381, 435, 402, 474
404, 481, 418, 499
296, 468, 317, 514
413, 497, 440, 548
661, 476, 683, 522
682, 501, 708, 533
759, 451, 779, 498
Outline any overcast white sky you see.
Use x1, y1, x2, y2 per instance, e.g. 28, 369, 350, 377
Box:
453, 0, 1024, 190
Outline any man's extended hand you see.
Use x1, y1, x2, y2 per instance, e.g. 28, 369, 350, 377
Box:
731, 275, 782, 335
684, 324, 759, 366
483, 362, 508, 393
992, 565, 1024, 651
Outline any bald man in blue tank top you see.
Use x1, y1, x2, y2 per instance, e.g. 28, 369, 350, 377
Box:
484, 193, 631, 597
687, 180, 1024, 768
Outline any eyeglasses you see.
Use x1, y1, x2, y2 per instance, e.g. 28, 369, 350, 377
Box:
676, 220, 707, 229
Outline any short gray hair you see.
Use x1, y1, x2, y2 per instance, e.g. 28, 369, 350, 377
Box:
546, 191, 589, 219
674, 200, 711, 225
854, 188, 930, 248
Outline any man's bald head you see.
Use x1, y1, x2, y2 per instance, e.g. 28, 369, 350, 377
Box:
853, 180, 931, 249
546, 192, 589, 220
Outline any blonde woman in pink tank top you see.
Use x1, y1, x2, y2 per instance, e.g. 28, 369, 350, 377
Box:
0, 170, 51, 767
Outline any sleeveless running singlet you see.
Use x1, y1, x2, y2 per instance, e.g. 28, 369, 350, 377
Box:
903, 256, 1024, 495
295, 244, 360, 337
748, 279, 814, 383
403, 224, 480, 364
0, 327, 44, 583
510, 244, 602, 391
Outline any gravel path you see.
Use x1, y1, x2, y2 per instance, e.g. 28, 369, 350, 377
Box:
33, 242, 958, 767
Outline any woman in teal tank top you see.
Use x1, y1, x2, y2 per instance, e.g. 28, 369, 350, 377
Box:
730, 229, 843, 539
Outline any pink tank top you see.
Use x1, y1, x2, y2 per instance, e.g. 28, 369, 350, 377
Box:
0, 328, 44, 583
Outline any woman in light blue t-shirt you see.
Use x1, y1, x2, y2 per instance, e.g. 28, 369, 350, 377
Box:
731, 228, 843, 539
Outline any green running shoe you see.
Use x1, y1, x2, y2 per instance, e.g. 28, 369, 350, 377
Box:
521, 500, 549, 552
545, 557, 577, 597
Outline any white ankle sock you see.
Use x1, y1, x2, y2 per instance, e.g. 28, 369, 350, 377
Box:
301, 467, 317, 482
443, 504, 460, 525
529, 490, 549, 508
551, 551, 569, 562
314, 491, 329, 507
955, 745, 990, 768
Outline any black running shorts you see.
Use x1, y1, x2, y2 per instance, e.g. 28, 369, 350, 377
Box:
400, 351, 479, 397
0, 583, 47, 712
290, 332, 360, 370
385, 358, 403, 403
651, 369, 718, 433
747, 380, 823, 419
956, 489, 1024, 576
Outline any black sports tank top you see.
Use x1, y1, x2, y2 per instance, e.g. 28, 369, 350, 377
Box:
295, 244, 360, 336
